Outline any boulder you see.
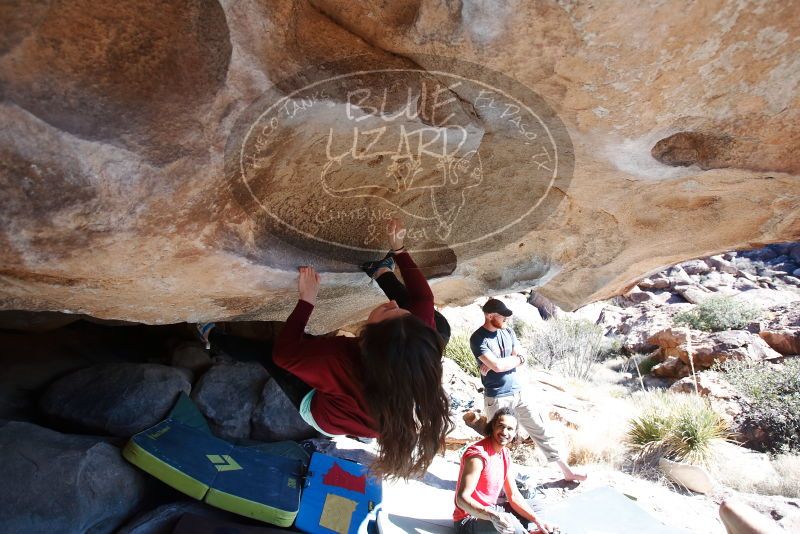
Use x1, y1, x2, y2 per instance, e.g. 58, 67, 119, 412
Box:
496, 293, 546, 327
674, 283, 712, 304
528, 291, 563, 320
169, 342, 212, 373
647, 328, 689, 349
602, 303, 690, 353
680, 259, 711, 275
622, 287, 654, 304
443, 357, 484, 445
649, 275, 672, 290
251, 378, 318, 442
666, 266, 694, 287
669, 371, 738, 399
40, 363, 192, 436
0, 421, 148, 533
707, 255, 739, 275
758, 330, 800, 356
0, 2, 799, 331
670, 371, 745, 426
637, 278, 655, 290
733, 278, 760, 291
733, 288, 800, 309
648, 329, 781, 370
191, 361, 268, 440
117, 501, 233, 534
760, 302, 800, 330
651, 356, 690, 378
790, 244, 800, 264
0, 331, 96, 421
699, 271, 722, 290
641, 375, 675, 389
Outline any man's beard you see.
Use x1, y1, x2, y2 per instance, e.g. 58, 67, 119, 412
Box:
490, 316, 506, 329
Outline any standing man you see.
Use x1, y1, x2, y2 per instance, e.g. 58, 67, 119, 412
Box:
470, 299, 586, 482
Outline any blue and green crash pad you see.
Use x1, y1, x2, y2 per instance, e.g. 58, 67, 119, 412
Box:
123, 393, 304, 527
295, 453, 382, 534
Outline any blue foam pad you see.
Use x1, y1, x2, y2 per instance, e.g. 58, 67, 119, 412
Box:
296, 453, 382, 534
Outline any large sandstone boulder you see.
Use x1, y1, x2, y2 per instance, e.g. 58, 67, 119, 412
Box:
0, 421, 148, 533
40, 363, 192, 436
1, 1, 799, 332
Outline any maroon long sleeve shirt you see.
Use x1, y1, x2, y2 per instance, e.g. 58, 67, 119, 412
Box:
272, 252, 435, 437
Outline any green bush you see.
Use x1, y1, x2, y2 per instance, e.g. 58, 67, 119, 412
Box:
673, 296, 761, 332
626, 391, 729, 465
637, 356, 658, 376
444, 334, 479, 377
528, 317, 604, 380
717, 359, 800, 453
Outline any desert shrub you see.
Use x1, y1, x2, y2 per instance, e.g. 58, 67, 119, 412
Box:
717, 359, 800, 453
527, 317, 604, 380
511, 317, 535, 342
673, 296, 761, 332
623, 353, 658, 376
444, 334, 479, 377
637, 356, 658, 376
601, 337, 626, 360
626, 390, 729, 465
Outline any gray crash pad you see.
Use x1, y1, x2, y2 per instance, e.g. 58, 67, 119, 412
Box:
538, 486, 691, 534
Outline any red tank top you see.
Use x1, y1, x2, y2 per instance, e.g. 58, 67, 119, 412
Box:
453, 437, 509, 521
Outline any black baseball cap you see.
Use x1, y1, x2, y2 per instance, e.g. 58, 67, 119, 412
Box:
482, 298, 513, 317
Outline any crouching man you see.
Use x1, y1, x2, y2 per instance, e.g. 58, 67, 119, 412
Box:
454, 407, 557, 534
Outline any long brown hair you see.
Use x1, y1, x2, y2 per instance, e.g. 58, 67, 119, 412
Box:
360, 314, 454, 479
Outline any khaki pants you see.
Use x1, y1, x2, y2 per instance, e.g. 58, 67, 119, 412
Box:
484, 391, 562, 463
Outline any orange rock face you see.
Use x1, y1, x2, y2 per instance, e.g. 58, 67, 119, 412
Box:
1, 1, 799, 331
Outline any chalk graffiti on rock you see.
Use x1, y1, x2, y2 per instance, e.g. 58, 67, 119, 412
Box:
227, 56, 574, 262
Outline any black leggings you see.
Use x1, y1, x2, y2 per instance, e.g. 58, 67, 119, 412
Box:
375, 272, 451, 343
208, 331, 311, 410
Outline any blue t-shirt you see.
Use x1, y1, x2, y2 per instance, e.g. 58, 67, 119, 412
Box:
469, 326, 521, 398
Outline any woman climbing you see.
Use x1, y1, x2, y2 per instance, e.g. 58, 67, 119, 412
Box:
271, 218, 453, 479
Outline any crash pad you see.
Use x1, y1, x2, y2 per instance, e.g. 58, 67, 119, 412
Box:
295, 453, 382, 534
537, 486, 692, 534
123, 393, 304, 527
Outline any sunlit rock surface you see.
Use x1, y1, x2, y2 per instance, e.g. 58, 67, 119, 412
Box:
1, 0, 799, 332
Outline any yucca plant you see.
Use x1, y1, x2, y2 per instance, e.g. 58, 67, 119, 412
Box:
665, 406, 730, 464
627, 409, 671, 459
444, 334, 480, 377
626, 391, 730, 465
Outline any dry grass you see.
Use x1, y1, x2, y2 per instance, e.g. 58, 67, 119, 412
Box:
711, 450, 800, 498
771, 454, 800, 497
567, 406, 631, 468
